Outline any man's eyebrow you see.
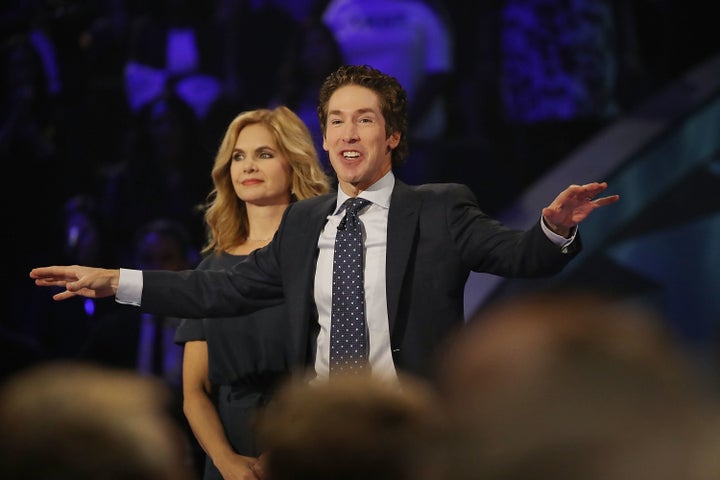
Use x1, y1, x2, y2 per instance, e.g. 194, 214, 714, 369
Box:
328, 107, 376, 116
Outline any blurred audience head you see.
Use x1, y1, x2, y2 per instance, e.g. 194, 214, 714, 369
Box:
428, 290, 720, 480
131, 218, 198, 270
61, 194, 105, 265
255, 372, 442, 480
0, 361, 196, 480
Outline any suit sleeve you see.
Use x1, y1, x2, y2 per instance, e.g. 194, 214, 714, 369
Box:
447, 184, 580, 278
141, 242, 285, 319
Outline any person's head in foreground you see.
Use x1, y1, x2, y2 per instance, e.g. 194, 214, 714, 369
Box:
0, 361, 196, 480
255, 371, 442, 480
429, 290, 720, 480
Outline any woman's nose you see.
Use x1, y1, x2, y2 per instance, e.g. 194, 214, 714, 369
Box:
243, 160, 258, 173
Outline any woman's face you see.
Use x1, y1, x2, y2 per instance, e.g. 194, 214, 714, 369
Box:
230, 123, 293, 206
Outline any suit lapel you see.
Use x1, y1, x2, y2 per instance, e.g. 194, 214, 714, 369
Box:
283, 195, 337, 365
386, 182, 420, 336
291, 195, 337, 293
303, 196, 337, 248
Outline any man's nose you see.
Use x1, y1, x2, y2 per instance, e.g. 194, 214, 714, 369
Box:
342, 123, 359, 142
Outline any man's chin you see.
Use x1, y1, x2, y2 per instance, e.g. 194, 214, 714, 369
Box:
335, 169, 363, 185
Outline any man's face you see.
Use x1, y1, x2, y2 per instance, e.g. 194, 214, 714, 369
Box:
323, 85, 400, 195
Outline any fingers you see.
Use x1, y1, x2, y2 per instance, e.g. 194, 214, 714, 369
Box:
30, 266, 87, 301
53, 290, 78, 301
250, 462, 265, 480
33, 278, 67, 287
570, 182, 606, 198
29, 267, 45, 279
564, 183, 618, 205
29, 266, 63, 279
30, 266, 76, 282
593, 194, 620, 207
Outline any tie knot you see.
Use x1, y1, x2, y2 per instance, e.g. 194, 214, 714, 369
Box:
343, 197, 370, 215
338, 197, 370, 231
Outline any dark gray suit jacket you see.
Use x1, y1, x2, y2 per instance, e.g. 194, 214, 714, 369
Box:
142, 180, 580, 377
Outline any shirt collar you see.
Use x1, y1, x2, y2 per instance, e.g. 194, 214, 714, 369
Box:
334, 171, 394, 215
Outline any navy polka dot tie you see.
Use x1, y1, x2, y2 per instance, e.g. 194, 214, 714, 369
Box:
330, 197, 371, 376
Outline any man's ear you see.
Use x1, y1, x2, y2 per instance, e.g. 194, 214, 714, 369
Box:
387, 131, 401, 150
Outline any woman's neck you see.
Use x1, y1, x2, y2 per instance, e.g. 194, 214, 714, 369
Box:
245, 202, 288, 242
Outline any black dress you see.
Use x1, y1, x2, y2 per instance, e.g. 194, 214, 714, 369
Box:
174, 252, 291, 480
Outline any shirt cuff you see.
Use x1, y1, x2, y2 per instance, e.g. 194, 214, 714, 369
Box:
116, 268, 143, 306
540, 216, 577, 248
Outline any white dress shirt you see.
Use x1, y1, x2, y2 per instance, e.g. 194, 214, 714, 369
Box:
313, 171, 397, 383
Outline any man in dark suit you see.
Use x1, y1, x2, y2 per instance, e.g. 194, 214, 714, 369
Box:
30, 65, 619, 382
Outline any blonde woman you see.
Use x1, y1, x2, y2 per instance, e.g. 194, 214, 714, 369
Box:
174, 106, 330, 480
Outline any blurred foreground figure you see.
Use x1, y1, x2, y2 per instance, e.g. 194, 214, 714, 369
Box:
0, 361, 197, 480
429, 291, 720, 480
255, 372, 442, 480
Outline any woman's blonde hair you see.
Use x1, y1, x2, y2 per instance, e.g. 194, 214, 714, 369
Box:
202, 106, 330, 254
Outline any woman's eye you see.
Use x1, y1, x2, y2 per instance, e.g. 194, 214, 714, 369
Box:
231, 152, 244, 161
